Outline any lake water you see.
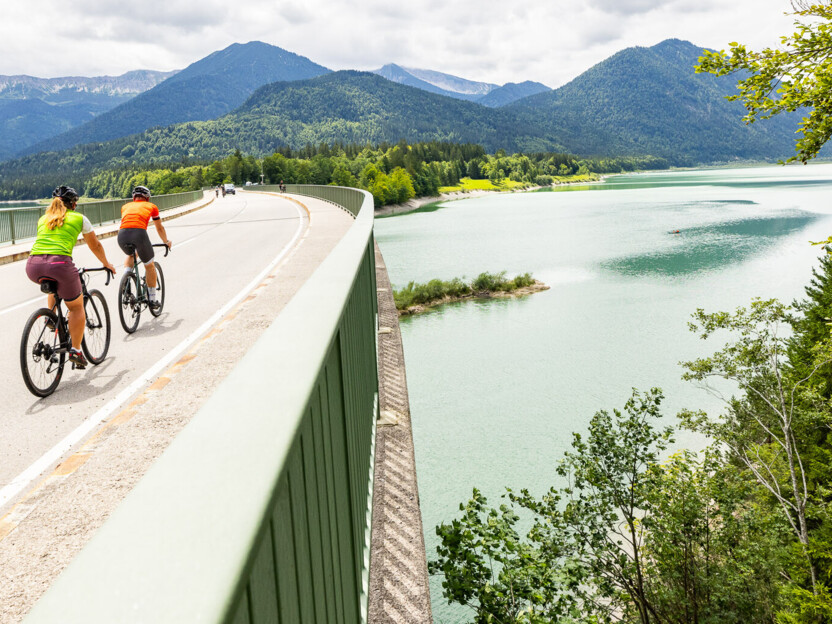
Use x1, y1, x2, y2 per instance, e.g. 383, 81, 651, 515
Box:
373, 163, 832, 622
0, 201, 40, 209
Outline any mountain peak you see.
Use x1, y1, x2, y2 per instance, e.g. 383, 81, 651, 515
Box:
400, 66, 497, 96
20, 41, 330, 156
649, 39, 708, 58
167, 41, 326, 85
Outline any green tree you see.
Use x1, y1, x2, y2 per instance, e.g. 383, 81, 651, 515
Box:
433, 389, 674, 623
225, 149, 244, 184
330, 166, 358, 188
641, 451, 785, 623
680, 299, 832, 618
389, 167, 415, 204
432, 388, 791, 623
789, 250, 832, 397
696, 2, 832, 162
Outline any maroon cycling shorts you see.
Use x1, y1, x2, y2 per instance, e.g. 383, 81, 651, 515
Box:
26, 254, 82, 301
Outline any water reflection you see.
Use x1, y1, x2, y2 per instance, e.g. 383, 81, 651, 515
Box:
604, 213, 818, 277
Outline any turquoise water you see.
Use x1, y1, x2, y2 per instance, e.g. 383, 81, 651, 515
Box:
373, 163, 832, 622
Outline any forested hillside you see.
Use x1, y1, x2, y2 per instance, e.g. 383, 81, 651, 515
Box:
23, 42, 330, 156
478, 81, 551, 107
3, 138, 668, 206
0, 39, 809, 199
0, 70, 174, 161
509, 39, 799, 163
0, 71, 564, 199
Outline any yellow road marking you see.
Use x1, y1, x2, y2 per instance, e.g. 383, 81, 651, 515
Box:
54, 454, 91, 476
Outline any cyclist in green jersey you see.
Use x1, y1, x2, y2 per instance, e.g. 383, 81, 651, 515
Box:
25, 186, 115, 367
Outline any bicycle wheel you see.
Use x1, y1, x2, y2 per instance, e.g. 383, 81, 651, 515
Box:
149, 262, 165, 317
82, 289, 111, 364
118, 271, 141, 333
20, 308, 65, 397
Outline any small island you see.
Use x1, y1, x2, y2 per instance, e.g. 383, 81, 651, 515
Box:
393, 271, 549, 316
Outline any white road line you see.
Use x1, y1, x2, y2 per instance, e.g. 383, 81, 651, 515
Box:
0, 198, 245, 316
0, 296, 44, 317
0, 199, 306, 510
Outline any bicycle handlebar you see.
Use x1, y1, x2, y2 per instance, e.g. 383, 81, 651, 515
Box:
152, 243, 170, 257
79, 267, 114, 286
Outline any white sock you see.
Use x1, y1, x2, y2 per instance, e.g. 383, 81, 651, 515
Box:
123, 266, 133, 274
148, 287, 156, 301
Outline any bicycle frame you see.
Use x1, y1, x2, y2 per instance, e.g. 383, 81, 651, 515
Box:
125, 244, 169, 306
36, 268, 111, 371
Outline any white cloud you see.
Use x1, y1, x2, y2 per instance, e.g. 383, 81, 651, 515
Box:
0, 0, 801, 88
585, 0, 664, 16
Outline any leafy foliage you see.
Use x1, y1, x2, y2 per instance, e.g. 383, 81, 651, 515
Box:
432, 252, 832, 622
393, 271, 536, 311
432, 389, 786, 623
695, 2, 832, 163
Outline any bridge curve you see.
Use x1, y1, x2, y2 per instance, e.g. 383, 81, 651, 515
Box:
1, 186, 431, 623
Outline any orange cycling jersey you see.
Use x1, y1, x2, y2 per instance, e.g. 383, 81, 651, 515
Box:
120, 200, 160, 230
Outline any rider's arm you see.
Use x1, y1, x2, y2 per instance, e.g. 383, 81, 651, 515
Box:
82, 230, 115, 273
153, 218, 172, 248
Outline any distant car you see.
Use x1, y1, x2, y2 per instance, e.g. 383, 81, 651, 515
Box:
224, 184, 236, 195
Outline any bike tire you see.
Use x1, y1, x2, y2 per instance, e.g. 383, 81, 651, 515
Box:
20, 308, 65, 398
118, 271, 141, 334
149, 262, 165, 317
82, 289, 111, 364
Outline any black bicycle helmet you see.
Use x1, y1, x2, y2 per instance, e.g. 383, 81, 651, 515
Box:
132, 185, 151, 199
52, 185, 79, 204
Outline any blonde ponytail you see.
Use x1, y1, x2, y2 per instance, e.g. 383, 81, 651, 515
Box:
44, 197, 67, 230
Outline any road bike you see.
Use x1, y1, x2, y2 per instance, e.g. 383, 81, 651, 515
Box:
20, 267, 113, 398
118, 243, 169, 333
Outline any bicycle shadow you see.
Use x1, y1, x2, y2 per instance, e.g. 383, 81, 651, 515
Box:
117, 315, 185, 341
24, 359, 131, 413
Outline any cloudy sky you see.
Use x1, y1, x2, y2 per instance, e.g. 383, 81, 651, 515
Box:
4, 0, 799, 88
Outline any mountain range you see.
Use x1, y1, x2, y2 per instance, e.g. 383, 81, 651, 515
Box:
0, 70, 174, 161
23, 42, 330, 156
371, 64, 549, 106
0, 38, 806, 198
506, 39, 799, 163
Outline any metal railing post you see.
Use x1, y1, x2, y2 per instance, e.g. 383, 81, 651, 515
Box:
9, 210, 15, 244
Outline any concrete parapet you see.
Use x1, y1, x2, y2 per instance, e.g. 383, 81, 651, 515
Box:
368, 243, 433, 623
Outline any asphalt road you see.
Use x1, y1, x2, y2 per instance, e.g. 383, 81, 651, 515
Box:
0, 191, 307, 497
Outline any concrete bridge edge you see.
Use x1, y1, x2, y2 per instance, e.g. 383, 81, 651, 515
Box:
368, 243, 433, 623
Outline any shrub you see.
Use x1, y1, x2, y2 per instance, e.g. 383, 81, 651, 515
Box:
393, 272, 537, 311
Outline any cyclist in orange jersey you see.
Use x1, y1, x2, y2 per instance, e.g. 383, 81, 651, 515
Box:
117, 186, 172, 311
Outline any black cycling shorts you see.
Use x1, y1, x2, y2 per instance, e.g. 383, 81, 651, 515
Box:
118, 228, 154, 263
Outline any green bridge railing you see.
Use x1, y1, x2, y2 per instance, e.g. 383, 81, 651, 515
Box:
0, 189, 204, 246
25, 186, 379, 623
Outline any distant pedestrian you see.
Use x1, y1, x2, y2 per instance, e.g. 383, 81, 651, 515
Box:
215, 187, 219, 198
279, 180, 286, 193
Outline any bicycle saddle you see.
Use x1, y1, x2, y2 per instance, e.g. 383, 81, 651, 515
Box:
38, 278, 58, 295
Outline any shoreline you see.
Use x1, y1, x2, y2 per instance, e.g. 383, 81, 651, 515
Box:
397, 280, 550, 316
374, 175, 611, 217
374, 187, 536, 217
